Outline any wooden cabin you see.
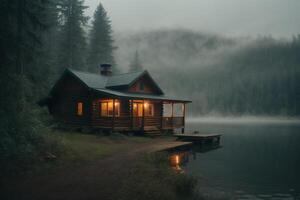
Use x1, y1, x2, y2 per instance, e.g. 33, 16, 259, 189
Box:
42, 64, 191, 133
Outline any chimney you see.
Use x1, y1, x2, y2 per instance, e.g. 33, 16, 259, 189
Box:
100, 64, 112, 76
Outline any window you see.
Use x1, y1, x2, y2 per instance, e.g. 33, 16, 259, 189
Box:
133, 103, 143, 117
173, 103, 184, 117
77, 102, 83, 116
163, 104, 172, 117
133, 102, 154, 117
100, 100, 120, 117
144, 103, 154, 116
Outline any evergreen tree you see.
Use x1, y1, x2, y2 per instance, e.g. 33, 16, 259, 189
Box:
57, 0, 89, 71
0, 0, 57, 174
87, 3, 115, 73
28, 0, 62, 97
129, 50, 143, 72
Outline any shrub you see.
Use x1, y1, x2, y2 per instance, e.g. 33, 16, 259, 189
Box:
114, 153, 198, 200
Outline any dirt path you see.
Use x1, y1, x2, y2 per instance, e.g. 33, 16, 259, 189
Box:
1, 138, 188, 200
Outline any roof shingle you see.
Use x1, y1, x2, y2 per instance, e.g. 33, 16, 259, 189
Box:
65, 68, 190, 102
68, 68, 144, 89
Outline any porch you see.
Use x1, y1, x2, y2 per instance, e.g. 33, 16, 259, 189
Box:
90, 99, 188, 133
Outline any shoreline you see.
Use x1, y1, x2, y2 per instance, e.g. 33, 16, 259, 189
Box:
0, 133, 201, 200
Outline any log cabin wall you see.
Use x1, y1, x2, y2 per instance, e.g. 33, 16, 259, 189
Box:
91, 98, 132, 129
115, 99, 131, 129
91, 98, 163, 130
45, 68, 189, 132
50, 74, 91, 126
143, 101, 163, 129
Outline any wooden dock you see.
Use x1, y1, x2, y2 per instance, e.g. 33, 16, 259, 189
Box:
173, 133, 221, 145
150, 141, 193, 152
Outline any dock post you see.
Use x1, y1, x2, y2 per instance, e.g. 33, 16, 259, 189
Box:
217, 136, 220, 144
201, 138, 205, 146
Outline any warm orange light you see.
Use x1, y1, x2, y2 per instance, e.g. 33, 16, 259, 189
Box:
170, 154, 181, 166
77, 102, 83, 116
108, 102, 113, 109
114, 102, 119, 106
144, 102, 149, 108
175, 155, 180, 164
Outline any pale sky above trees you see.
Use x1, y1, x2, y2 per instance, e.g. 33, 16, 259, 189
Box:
85, 0, 300, 37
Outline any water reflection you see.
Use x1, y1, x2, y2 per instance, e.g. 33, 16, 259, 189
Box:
177, 122, 300, 199
169, 152, 189, 173
168, 143, 222, 173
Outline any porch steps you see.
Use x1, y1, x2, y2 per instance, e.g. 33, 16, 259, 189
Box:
144, 126, 162, 135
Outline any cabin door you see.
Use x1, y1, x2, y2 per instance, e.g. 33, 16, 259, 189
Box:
133, 103, 143, 128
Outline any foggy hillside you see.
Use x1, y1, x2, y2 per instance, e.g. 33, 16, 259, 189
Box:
115, 30, 300, 116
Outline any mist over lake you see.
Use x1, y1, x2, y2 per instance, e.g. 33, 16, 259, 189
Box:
176, 119, 300, 199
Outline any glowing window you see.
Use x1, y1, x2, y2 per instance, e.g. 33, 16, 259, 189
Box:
77, 102, 83, 116
144, 103, 154, 116
133, 103, 143, 117
100, 100, 120, 117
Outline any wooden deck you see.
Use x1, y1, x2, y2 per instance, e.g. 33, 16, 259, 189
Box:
149, 141, 193, 152
173, 133, 221, 145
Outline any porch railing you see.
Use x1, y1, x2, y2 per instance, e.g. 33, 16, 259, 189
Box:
162, 117, 184, 129
92, 116, 184, 129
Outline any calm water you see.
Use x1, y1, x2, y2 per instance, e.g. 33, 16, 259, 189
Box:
169, 120, 300, 199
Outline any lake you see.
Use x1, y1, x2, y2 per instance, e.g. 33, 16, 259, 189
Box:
169, 118, 300, 199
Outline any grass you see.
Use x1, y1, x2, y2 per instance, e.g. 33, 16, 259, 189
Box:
1, 130, 220, 199
58, 131, 149, 163
114, 153, 200, 200
22, 130, 151, 176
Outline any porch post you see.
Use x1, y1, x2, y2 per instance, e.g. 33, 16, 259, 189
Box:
181, 103, 186, 134
142, 99, 145, 131
130, 99, 133, 130
112, 99, 115, 131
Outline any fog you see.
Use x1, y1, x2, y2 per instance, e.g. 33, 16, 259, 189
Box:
111, 30, 300, 116
85, 0, 300, 37
187, 116, 300, 124
83, 1, 300, 116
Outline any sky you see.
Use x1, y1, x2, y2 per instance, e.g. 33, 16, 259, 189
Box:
85, 0, 300, 37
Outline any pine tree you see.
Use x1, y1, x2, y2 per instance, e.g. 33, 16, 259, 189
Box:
0, 0, 57, 173
87, 3, 115, 73
57, 0, 89, 71
29, 0, 62, 97
129, 50, 143, 72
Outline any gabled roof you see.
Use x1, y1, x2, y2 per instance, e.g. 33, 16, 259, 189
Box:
94, 88, 191, 102
48, 68, 191, 103
106, 71, 145, 87
66, 68, 164, 94
68, 68, 155, 88
69, 69, 108, 88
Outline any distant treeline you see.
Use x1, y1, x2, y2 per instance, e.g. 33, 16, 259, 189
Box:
116, 30, 300, 116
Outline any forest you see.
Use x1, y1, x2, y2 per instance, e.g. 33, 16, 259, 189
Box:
0, 0, 299, 177
0, 0, 115, 174
116, 30, 300, 116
